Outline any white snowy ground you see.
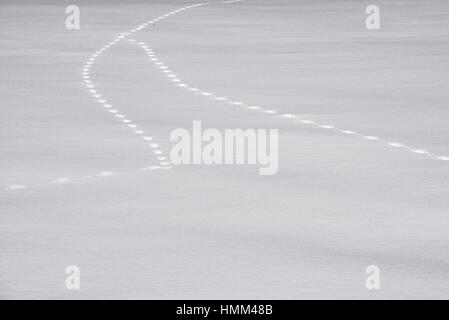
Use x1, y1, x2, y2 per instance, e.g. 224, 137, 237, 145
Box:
1, 0, 449, 299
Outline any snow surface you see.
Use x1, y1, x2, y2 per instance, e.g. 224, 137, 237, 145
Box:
1, 0, 449, 299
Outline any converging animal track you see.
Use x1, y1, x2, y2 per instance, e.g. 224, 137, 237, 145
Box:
3, 2, 241, 192
3, 0, 448, 192
82, 34, 172, 170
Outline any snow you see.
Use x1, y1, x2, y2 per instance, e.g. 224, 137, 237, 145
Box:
1, 0, 449, 299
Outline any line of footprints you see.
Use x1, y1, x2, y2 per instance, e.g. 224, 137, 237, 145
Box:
3, 1, 243, 192
129, 36, 449, 163
4, 0, 449, 192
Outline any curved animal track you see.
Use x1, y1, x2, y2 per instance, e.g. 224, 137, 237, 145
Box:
4, 0, 448, 192
3, 2, 234, 192
128, 4, 449, 163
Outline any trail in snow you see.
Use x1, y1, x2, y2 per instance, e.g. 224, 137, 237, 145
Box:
2, 2, 236, 192
129, 37, 449, 163
4, 0, 449, 192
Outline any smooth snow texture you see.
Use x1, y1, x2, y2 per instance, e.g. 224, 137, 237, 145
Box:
1, 0, 449, 299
